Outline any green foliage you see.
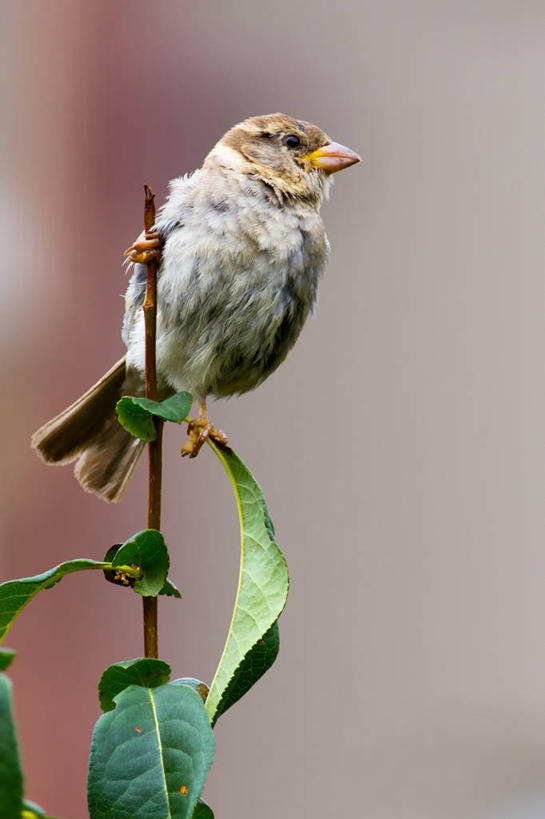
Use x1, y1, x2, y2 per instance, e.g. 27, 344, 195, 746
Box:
0, 559, 111, 645
116, 396, 157, 441
0, 671, 23, 818
98, 658, 172, 712
5, 372, 289, 814
111, 530, 170, 597
0, 657, 57, 817
116, 392, 192, 441
192, 799, 214, 818
159, 577, 182, 598
213, 621, 280, 725
87, 683, 215, 818
103, 543, 181, 599
0, 542, 180, 645
0, 648, 16, 671
204, 444, 289, 723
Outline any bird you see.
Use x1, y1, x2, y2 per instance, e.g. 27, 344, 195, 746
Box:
31, 113, 361, 502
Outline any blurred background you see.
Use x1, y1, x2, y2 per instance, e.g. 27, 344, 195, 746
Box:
2, 0, 545, 816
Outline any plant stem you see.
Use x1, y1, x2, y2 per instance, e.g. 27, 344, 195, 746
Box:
142, 184, 161, 659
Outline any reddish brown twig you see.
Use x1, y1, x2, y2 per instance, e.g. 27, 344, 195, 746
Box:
142, 184, 162, 658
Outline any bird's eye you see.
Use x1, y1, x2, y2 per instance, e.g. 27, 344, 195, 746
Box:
284, 134, 301, 149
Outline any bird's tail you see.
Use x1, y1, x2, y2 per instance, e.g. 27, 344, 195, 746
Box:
31, 357, 145, 502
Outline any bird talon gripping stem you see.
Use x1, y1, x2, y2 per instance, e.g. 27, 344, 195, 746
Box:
124, 231, 163, 264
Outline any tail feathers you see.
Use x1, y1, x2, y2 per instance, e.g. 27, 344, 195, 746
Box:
32, 358, 128, 464
31, 356, 145, 503
75, 419, 145, 502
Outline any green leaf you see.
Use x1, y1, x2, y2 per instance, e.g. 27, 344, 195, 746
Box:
103, 544, 181, 599
204, 445, 289, 723
192, 799, 214, 818
131, 393, 193, 423
0, 673, 23, 818
0, 560, 112, 645
88, 683, 215, 819
115, 397, 157, 441
0, 543, 176, 649
116, 392, 192, 441
98, 658, 172, 712
0, 648, 16, 671
212, 621, 280, 725
159, 578, 182, 599
112, 530, 169, 597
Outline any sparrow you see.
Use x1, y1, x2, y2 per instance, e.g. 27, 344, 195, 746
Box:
32, 113, 360, 502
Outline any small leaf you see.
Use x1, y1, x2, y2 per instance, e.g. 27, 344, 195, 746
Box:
192, 799, 214, 818
0, 648, 16, 671
131, 393, 193, 423
0, 560, 111, 645
115, 396, 157, 441
88, 683, 215, 819
103, 544, 181, 599
116, 392, 192, 441
159, 578, 182, 599
204, 445, 289, 723
0, 673, 23, 817
212, 621, 280, 725
112, 530, 169, 597
99, 658, 172, 712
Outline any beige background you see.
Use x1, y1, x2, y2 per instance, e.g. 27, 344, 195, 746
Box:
2, 1, 545, 817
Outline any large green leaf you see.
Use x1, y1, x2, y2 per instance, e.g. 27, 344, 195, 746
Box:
204, 445, 289, 723
116, 392, 192, 441
0, 673, 23, 818
88, 683, 214, 818
98, 658, 172, 712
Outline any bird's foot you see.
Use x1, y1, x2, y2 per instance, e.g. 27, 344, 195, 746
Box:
124, 231, 163, 264
181, 417, 229, 459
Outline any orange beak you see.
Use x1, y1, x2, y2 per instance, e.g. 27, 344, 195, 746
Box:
303, 140, 361, 173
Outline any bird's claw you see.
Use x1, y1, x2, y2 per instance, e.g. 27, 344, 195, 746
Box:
124, 232, 163, 264
181, 417, 229, 459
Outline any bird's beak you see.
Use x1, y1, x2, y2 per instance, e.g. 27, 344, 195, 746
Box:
303, 140, 361, 173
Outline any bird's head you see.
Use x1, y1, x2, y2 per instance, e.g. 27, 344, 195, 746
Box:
204, 113, 361, 205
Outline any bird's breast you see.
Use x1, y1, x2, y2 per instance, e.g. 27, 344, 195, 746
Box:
125, 174, 329, 397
